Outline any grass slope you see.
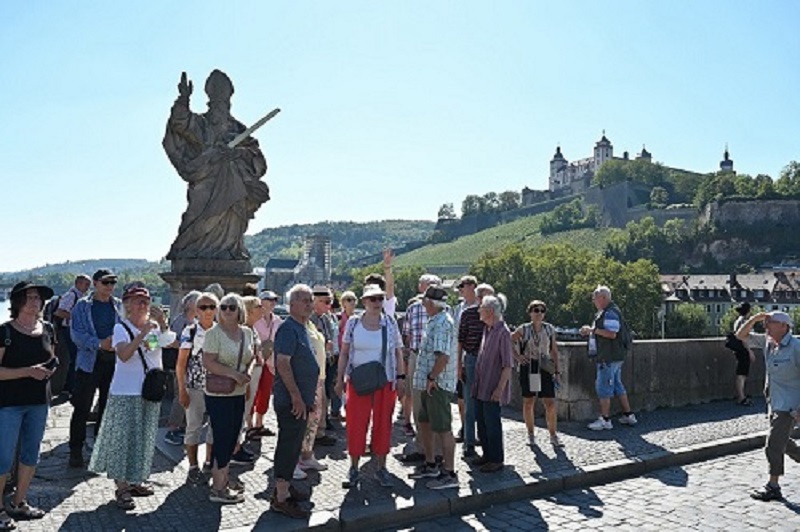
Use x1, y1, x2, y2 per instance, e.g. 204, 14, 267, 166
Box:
394, 213, 618, 268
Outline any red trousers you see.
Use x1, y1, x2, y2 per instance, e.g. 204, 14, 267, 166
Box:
346, 381, 397, 458
253, 367, 274, 415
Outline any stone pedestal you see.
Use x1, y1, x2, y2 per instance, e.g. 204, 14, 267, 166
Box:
160, 267, 260, 317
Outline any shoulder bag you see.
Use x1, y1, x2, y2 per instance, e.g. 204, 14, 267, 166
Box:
120, 321, 168, 403
206, 329, 244, 394
349, 318, 388, 396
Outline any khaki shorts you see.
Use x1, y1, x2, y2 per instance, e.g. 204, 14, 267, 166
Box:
417, 387, 453, 433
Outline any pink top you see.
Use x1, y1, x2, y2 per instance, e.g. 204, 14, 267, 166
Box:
254, 313, 284, 373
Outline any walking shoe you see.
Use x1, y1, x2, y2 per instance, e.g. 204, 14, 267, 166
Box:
228, 479, 245, 493
342, 466, 359, 488
292, 465, 308, 480
618, 413, 638, 426
271, 496, 309, 519
202, 462, 212, 474
68, 450, 85, 468
408, 463, 439, 479
738, 398, 753, 406
471, 455, 489, 467
550, 434, 564, 448
528, 433, 536, 446
164, 430, 184, 446
314, 434, 337, 447
588, 417, 613, 431
479, 462, 504, 473
455, 428, 464, 443
751, 484, 783, 502
230, 449, 255, 465
398, 451, 426, 464
403, 424, 415, 437
462, 447, 477, 459
186, 467, 207, 486
374, 467, 393, 487
209, 488, 244, 504
426, 471, 459, 490
298, 456, 328, 471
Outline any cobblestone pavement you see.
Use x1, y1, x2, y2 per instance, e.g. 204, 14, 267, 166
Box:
10, 395, 772, 531
400, 449, 800, 531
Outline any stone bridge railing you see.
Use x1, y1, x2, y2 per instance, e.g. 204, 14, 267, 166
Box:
509, 338, 765, 421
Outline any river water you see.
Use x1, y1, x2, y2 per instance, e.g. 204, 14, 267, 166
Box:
0, 298, 9, 321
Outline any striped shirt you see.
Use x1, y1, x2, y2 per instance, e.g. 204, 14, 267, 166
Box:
458, 306, 484, 354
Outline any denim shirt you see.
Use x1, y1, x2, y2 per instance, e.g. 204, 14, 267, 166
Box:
763, 332, 800, 413
70, 295, 122, 373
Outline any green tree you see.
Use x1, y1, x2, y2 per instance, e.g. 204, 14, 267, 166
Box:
348, 264, 425, 312
593, 159, 630, 187
461, 195, 484, 216
754, 174, 775, 198
775, 161, 800, 197
498, 190, 521, 211
649, 186, 669, 207
482, 192, 501, 213
665, 304, 710, 338
437, 203, 456, 219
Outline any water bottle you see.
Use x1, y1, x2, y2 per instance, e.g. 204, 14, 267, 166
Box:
145, 330, 159, 351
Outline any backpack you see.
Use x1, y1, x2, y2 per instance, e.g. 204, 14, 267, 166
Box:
43, 296, 63, 328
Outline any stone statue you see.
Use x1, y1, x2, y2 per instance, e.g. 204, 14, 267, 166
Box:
163, 70, 272, 267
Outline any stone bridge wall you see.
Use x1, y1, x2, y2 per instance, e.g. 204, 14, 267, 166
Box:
509, 338, 765, 421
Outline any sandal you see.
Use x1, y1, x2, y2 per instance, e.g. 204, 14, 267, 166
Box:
209, 488, 244, 504
128, 483, 155, 497
5, 501, 45, 520
245, 427, 263, 441
228, 479, 245, 493
0, 511, 16, 531
115, 488, 135, 510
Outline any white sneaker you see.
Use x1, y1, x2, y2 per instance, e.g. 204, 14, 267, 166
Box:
298, 456, 328, 471
619, 413, 638, 426
293, 464, 308, 480
587, 417, 613, 431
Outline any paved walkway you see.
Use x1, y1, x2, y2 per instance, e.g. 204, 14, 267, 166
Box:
14, 396, 772, 531
401, 449, 800, 531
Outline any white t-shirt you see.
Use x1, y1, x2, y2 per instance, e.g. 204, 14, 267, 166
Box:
110, 320, 176, 396
383, 296, 397, 318
349, 321, 385, 368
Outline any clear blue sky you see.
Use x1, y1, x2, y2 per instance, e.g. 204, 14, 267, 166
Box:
1, 1, 798, 272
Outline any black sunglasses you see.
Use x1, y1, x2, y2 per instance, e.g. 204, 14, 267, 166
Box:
197, 304, 217, 311
366, 296, 385, 303
219, 304, 237, 312
100, 279, 117, 286
531, 307, 546, 313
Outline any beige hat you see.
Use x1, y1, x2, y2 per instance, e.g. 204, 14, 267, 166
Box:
361, 284, 386, 299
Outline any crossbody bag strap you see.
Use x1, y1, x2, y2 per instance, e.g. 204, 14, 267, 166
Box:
381, 321, 388, 366
235, 329, 245, 373
119, 320, 149, 372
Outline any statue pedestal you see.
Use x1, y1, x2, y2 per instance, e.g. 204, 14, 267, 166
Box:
160, 269, 260, 316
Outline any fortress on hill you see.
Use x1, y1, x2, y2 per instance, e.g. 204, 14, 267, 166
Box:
540, 131, 734, 196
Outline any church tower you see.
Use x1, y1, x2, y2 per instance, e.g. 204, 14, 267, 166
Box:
593, 131, 613, 170
549, 146, 567, 190
720, 145, 734, 173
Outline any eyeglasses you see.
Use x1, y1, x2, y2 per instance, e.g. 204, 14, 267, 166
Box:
219, 304, 237, 312
320, 299, 332, 305
531, 307, 546, 313
197, 304, 217, 311
101, 280, 117, 286
342, 298, 356, 303
366, 296, 384, 303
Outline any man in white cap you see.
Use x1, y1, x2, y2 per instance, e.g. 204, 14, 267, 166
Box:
736, 310, 800, 501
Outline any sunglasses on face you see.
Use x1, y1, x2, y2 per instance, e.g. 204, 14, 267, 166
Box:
320, 299, 332, 305
366, 296, 384, 303
531, 307, 546, 314
219, 304, 237, 312
101, 280, 117, 286
197, 304, 217, 311
342, 298, 356, 303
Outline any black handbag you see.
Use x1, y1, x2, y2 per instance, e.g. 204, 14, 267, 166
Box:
349, 321, 388, 396
121, 321, 168, 402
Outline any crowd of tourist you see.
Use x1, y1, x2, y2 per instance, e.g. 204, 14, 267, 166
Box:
1, 251, 798, 528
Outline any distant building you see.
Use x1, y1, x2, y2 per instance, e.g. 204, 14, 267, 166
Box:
544, 132, 735, 195
263, 235, 337, 298
660, 271, 800, 330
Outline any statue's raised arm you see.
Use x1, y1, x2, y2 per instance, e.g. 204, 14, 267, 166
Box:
177, 71, 193, 102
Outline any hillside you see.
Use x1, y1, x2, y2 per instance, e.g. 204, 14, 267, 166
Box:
393, 213, 618, 269
0, 259, 164, 277
245, 220, 434, 269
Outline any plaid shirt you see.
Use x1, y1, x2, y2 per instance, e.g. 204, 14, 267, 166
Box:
402, 299, 427, 350
413, 310, 457, 393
